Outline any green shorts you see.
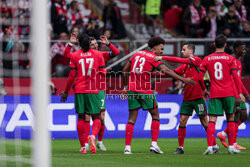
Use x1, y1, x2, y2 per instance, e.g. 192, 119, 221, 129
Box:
128, 91, 158, 111
99, 90, 106, 111
236, 102, 247, 111
180, 98, 207, 116
208, 96, 235, 116
75, 93, 101, 115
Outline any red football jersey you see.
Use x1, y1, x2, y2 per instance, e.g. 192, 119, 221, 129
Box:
69, 49, 105, 94
174, 56, 204, 101
200, 52, 238, 98
128, 50, 163, 94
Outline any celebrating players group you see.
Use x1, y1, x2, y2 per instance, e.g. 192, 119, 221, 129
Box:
60, 32, 249, 155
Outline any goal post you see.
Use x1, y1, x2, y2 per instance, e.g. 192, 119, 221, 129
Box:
31, 0, 51, 166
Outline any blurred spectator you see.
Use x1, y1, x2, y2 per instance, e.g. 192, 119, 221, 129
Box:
0, 78, 7, 95
85, 17, 101, 39
166, 79, 183, 94
214, 0, 228, 16
234, 0, 247, 22
74, 18, 85, 34
223, 6, 240, 37
17, 0, 31, 17
201, 5, 224, 38
17, 42, 30, 69
67, 0, 83, 31
50, 32, 72, 76
1, 5, 12, 31
183, 0, 207, 37
102, 0, 127, 39
50, 0, 68, 39
17, 14, 30, 39
238, 21, 250, 37
164, 4, 183, 30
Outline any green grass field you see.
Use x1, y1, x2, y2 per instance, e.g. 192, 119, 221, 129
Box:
1, 138, 250, 167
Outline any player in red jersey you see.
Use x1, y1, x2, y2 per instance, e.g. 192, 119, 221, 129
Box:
217, 41, 250, 150
122, 37, 196, 154
60, 33, 106, 154
63, 33, 120, 152
154, 43, 219, 154
199, 34, 245, 155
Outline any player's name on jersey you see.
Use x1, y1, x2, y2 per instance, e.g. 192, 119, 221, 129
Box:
208, 56, 230, 61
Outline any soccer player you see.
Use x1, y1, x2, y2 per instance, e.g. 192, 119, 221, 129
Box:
154, 43, 219, 154
63, 33, 120, 152
217, 41, 250, 150
60, 33, 106, 154
199, 34, 245, 155
122, 37, 196, 154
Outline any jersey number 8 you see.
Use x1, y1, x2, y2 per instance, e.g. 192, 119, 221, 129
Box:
214, 62, 223, 80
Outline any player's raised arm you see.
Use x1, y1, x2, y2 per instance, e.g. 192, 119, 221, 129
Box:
158, 65, 196, 86
100, 35, 120, 56
154, 56, 192, 64
62, 33, 78, 59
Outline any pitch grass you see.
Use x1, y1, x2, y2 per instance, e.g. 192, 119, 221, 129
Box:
1, 138, 250, 167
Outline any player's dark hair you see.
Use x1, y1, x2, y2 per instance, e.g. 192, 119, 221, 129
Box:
215, 34, 227, 48
78, 33, 90, 52
183, 42, 195, 54
89, 36, 95, 41
233, 41, 245, 50
148, 37, 165, 49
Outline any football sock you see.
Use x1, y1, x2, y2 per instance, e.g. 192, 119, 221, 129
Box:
98, 123, 105, 142
151, 119, 160, 142
223, 128, 228, 136
91, 119, 101, 137
84, 121, 90, 144
234, 120, 242, 144
125, 122, 134, 146
77, 119, 85, 147
227, 121, 235, 146
207, 122, 215, 146
178, 126, 186, 147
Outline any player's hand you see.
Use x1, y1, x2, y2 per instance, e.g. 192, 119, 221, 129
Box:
100, 35, 109, 45
70, 33, 78, 44
244, 93, 250, 101
153, 56, 162, 62
183, 77, 196, 86
203, 89, 209, 101
60, 91, 68, 102
239, 93, 246, 104
235, 97, 241, 106
121, 89, 128, 100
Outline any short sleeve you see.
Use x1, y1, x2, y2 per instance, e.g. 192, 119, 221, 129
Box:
174, 64, 186, 75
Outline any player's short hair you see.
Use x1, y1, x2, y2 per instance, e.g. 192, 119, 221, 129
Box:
78, 33, 90, 52
183, 42, 195, 54
215, 34, 227, 48
233, 41, 245, 50
89, 36, 95, 41
148, 37, 165, 49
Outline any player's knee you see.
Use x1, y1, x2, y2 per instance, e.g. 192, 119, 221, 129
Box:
179, 119, 187, 127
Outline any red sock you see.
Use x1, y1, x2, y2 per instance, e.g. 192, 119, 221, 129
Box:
234, 120, 242, 143
125, 123, 134, 145
223, 127, 228, 135
151, 120, 160, 142
207, 122, 215, 146
98, 124, 105, 142
84, 121, 90, 144
178, 126, 186, 147
91, 119, 101, 137
213, 136, 217, 146
227, 121, 235, 146
77, 119, 85, 147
